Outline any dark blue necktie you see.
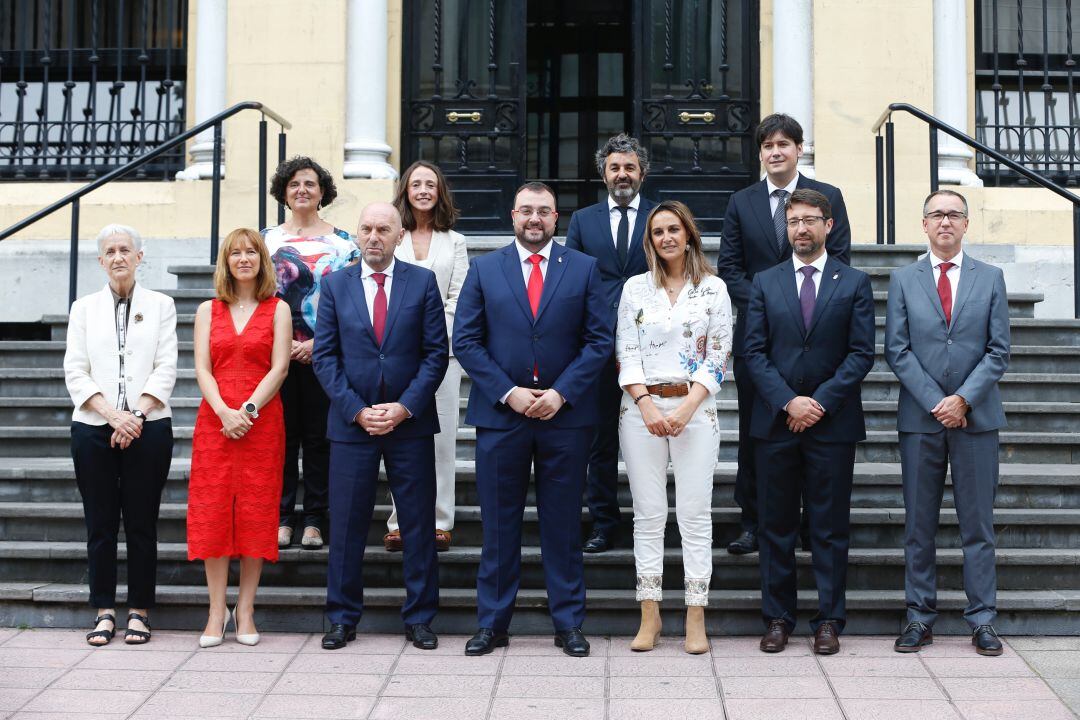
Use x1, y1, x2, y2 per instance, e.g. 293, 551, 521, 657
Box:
616, 206, 629, 268
799, 265, 817, 331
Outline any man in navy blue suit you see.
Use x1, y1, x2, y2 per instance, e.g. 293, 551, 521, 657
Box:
565, 134, 657, 554
454, 182, 612, 657
718, 114, 852, 555
312, 202, 449, 651
742, 189, 874, 656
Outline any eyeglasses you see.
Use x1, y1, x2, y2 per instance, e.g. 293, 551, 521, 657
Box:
514, 207, 555, 218
924, 211, 967, 223
785, 216, 827, 228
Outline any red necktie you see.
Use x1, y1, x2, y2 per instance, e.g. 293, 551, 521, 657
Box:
372, 272, 388, 343
937, 261, 954, 325
527, 254, 544, 317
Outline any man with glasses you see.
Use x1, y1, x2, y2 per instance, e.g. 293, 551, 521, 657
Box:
742, 189, 874, 655
566, 134, 657, 555
885, 190, 1010, 656
453, 182, 611, 657
717, 114, 852, 555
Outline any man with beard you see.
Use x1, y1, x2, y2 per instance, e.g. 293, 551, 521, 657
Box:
565, 134, 657, 554
742, 189, 874, 655
453, 182, 611, 657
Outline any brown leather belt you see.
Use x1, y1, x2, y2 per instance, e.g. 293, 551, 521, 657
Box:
645, 382, 690, 398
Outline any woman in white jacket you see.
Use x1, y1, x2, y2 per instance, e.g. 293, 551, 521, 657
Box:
64, 224, 178, 647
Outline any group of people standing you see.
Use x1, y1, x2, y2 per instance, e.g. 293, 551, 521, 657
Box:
63, 112, 1010, 660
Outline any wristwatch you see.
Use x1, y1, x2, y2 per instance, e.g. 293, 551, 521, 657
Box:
132, 409, 147, 421
242, 401, 259, 419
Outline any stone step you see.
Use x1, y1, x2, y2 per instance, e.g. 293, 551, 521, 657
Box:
3, 541, 1076, 592
1, 458, 1077, 511
3, 582, 1076, 635
2, 501, 1078, 549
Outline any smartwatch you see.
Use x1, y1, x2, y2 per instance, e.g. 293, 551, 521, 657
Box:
132, 409, 147, 421
242, 401, 259, 419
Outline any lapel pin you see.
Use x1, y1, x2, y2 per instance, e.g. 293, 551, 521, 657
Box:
557, 256, 563, 263
832, 273, 839, 280
133, 313, 144, 323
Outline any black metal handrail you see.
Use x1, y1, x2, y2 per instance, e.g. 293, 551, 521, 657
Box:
0, 101, 291, 307
872, 102, 1080, 319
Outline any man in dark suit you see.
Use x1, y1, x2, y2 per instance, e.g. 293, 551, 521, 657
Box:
565, 133, 657, 554
717, 113, 852, 555
312, 202, 449, 651
886, 190, 1010, 657
454, 182, 611, 657
742, 189, 874, 655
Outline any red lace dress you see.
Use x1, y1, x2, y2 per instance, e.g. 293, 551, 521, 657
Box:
187, 298, 285, 561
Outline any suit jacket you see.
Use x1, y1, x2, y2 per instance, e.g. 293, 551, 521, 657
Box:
64, 283, 178, 424
885, 254, 1010, 434
718, 175, 852, 355
312, 260, 449, 442
396, 229, 470, 348
453, 241, 612, 430
742, 256, 875, 443
564, 197, 656, 328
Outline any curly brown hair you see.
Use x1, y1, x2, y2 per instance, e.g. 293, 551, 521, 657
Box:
269, 156, 337, 209
393, 160, 460, 232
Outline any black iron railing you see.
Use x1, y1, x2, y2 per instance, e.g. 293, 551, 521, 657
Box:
0, 0, 189, 181
0, 101, 291, 307
872, 102, 1080, 318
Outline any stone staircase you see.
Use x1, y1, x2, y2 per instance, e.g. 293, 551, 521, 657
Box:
1, 243, 1079, 636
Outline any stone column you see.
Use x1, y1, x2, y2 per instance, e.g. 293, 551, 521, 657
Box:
343, 0, 397, 179
772, 0, 815, 177
933, 0, 982, 186
176, 0, 227, 180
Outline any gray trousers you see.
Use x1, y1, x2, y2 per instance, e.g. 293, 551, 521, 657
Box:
899, 428, 999, 629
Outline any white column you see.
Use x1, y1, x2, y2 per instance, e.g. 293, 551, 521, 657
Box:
772, 0, 815, 178
176, 0, 227, 180
934, 0, 982, 186
343, 0, 397, 179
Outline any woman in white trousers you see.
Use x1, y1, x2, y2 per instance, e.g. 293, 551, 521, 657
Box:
385, 160, 470, 552
616, 200, 733, 654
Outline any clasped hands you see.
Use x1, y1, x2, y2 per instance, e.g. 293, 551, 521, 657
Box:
506, 387, 564, 421
786, 396, 824, 433
107, 410, 143, 449
356, 403, 410, 436
219, 407, 253, 440
637, 396, 697, 437
290, 339, 314, 365
932, 394, 969, 429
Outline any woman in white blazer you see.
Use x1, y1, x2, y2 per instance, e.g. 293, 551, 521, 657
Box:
64, 224, 178, 647
384, 160, 469, 552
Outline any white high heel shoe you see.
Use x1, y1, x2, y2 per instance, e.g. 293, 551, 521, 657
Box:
233, 606, 260, 646
198, 608, 231, 649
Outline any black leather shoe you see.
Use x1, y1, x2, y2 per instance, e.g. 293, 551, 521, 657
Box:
405, 623, 438, 650
322, 623, 356, 650
554, 627, 590, 657
464, 628, 509, 656
727, 530, 758, 555
972, 625, 1003, 656
894, 621, 933, 653
583, 529, 614, 553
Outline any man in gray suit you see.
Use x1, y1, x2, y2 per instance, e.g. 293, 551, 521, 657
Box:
885, 189, 1010, 656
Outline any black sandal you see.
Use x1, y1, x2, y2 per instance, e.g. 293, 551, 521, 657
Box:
124, 612, 152, 645
85, 613, 116, 647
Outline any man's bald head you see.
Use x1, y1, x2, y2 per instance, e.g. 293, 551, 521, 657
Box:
356, 202, 405, 272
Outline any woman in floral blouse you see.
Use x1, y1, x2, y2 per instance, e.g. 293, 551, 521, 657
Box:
616, 200, 733, 654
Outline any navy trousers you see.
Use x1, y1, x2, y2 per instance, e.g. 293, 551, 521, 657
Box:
584, 356, 623, 538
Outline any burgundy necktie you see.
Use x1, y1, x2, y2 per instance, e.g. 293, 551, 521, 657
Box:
372, 272, 387, 343
937, 261, 954, 325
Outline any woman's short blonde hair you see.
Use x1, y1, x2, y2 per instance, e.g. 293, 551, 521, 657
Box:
213, 228, 278, 303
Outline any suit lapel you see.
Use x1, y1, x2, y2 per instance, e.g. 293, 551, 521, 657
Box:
94, 286, 119, 352
776, 264, 807, 339
500, 243, 534, 323
624, 198, 652, 271
534, 242, 568, 323
593, 204, 621, 269
343, 265, 379, 346
750, 181, 784, 261
805, 257, 842, 339
948, 255, 978, 330
915, 256, 948, 326
381, 262, 410, 345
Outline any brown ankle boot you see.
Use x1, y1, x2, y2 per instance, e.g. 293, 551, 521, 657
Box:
684, 606, 708, 654
630, 600, 662, 651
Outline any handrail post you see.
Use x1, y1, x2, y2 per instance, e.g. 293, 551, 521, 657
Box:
258, 119, 268, 231
68, 198, 80, 308
210, 121, 222, 263
886, 121, 896, 245
929, 125, 939, 193
875, 134, 885, 245
277, 130, 287, 224
1074, 204, 1080, 319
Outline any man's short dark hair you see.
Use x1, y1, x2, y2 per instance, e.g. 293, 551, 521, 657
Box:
594, 133, 650, 176
922, 189, 969, 216
755, 113, 804, 147
514, 181, 557, 206
269, 156, 338, 208
786, 188, 831, 219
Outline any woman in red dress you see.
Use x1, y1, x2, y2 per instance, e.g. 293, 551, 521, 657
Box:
189, 228, 291, 648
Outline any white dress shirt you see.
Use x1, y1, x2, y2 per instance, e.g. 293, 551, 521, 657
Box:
607, 194, 642, 247
767, 172, 801, 215
360, 257, 395, 319
929, 248, 963, 300
514, 238, 552, 282
792, 250, 829, 299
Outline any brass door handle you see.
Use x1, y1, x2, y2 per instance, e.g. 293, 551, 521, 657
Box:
678, 111, 716, 124
447, 111, 482, 123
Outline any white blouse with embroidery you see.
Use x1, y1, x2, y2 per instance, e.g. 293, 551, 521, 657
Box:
616, 273, 734, 395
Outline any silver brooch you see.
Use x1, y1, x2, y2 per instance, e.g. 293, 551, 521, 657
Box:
133, 313, 144, 323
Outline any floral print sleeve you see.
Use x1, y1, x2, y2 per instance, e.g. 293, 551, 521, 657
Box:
689, 277, 734, 395
616, 276, 648, 388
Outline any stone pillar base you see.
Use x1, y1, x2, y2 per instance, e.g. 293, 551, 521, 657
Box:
343, 141, 398, 180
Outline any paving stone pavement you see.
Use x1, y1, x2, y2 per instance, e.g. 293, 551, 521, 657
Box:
0, 628, 1076, 719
